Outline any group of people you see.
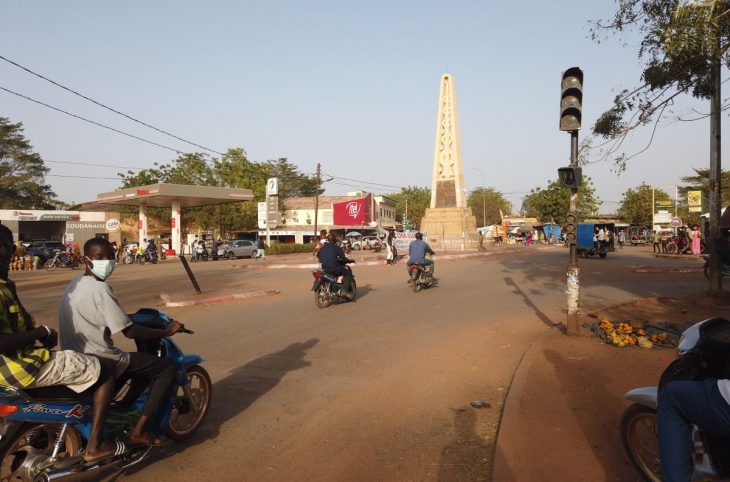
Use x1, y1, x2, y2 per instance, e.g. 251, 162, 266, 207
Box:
0, 225, 181, 462
651, 225, 703, 255
315, 229, 435, 289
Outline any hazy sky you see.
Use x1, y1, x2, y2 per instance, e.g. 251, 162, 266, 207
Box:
1, 1, 722, 214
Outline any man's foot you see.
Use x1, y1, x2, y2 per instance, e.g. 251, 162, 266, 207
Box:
83, 440, 127, 463
128, 431, 162, 447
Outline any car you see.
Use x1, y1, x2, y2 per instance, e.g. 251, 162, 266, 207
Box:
361, 236, 383, 250
226, 239, 257, 259
26, 240, 66, 263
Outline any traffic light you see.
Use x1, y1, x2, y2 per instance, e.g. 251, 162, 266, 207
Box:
558, 166, 582, 189
560, 67, 583, 131
564, 212, 577, 245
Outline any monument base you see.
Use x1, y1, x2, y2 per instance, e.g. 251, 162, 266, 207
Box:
419, 207, 479, 251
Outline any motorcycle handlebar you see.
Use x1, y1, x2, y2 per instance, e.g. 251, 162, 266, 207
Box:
177, 324, 194, 335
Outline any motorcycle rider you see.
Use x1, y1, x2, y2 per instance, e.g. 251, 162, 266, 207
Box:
317, 233, 354, 299
145, 238, 157, 260
59, 237, 182, 447
0, 225, 118, 462
406, 232, 436, 281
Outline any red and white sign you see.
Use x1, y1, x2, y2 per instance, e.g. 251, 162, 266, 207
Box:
333, 195, 372, 225
170, 218, 176, 228
671, 217, 683, 228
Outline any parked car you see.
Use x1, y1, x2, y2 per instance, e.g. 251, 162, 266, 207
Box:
227, 239, 257, 259
26, 240, 66, 263
362, 236, 382, 250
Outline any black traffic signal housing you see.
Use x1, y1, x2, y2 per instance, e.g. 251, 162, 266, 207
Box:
560, 67, 583, 131
564, 212, 577, 245
558, 166, 582, 189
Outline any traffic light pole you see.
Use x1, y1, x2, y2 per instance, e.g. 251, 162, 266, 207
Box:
566, 130, 581, 336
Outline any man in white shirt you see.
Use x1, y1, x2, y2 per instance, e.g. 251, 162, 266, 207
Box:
59, 238, 182, 446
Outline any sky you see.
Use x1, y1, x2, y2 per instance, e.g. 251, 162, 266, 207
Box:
1, 1, 723, 214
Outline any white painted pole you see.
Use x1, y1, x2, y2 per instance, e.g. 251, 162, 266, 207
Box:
138, 204, 147, 247
171, 200, 181, 255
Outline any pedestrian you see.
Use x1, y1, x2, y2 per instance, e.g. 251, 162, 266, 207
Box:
257, 238, 266, 259
653, 230, 661, 254
691, 224, 702, 255
478, 231, 485, 251
618, 230, 625, 248
660, 230, 669, 254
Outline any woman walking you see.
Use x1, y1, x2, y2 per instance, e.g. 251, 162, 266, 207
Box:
691, 224, 702, 254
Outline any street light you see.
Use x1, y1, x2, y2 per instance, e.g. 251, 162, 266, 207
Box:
468, 165, 486, 227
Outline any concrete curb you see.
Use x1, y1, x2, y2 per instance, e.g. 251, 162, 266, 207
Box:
160, 289, 280, 307
635, 267, 703, 273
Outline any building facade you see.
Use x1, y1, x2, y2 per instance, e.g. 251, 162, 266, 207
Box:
0, 209, 122, 247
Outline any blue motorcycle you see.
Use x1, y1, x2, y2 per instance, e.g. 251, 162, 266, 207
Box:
0, 309, 212, 482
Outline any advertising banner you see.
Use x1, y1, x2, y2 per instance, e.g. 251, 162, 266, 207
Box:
393, 231, 428, 253
688, 190, 702, 213
333, 194, 372, 226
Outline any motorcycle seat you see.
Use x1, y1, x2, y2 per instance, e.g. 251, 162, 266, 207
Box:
21, 385, 92, 402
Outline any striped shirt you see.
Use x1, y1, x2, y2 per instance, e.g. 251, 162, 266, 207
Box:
0, 279, 50, 388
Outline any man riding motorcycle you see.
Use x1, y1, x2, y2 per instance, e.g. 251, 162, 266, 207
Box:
407, 232, 436, 281
317, 233, 355, 299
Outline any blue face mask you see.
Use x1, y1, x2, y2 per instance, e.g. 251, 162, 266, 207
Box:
85, 257, 116, 280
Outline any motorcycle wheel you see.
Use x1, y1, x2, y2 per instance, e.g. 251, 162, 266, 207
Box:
138, 255, 146, 265
315, 283, 331, 309
44, 260, 56, 271
71, 260, 81, 270
226, 252, 234, 260
412, 274, 421, 293
151, 257, 158, 264
346, 278, 357, 301
666, 242, 677, 254
621, 403, 661, 482
123, 254, 134, 264
599, 252, 607, 259
0, 422, 83, 480
167, 366, 213, 441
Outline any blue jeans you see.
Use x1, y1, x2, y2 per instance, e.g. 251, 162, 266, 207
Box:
658, 379, 730, 482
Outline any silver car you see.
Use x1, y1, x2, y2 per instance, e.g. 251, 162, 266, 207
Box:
227, 239, 257, 259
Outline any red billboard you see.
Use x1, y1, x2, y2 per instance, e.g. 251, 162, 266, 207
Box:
333, 194, 372, 226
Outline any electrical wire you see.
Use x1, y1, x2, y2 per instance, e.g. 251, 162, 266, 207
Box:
45, 159, 147, 170
0, 54, 224, 156
0, 85, 186, 155
46, 173, 120, 180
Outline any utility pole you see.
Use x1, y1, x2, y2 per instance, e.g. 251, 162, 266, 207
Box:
709, 26, 723, 295
313, 163, 321, 242
559, 67, 584, 337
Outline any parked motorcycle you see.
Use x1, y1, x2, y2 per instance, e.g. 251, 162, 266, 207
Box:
44, 252, 81, 271
702, 255, 730, 280
0, 308, 211, 482
409, 263, 434, 292
311, 265, 356, 308
621, 317, 730, 481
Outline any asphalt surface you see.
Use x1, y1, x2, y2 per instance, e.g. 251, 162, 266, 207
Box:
10, 246, 707, 481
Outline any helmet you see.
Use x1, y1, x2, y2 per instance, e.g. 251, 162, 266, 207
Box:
415, 232, 423, 240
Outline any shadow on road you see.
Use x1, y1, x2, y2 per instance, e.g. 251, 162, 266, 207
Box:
503, 276, 557, 328
437, 407, 490, 481
120, 338, 319, 478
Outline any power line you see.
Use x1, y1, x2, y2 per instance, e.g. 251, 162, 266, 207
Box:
45, 159, 147, 170
0, 54, 224, 156
46, 173, 119, 180
0, 85, 185, 155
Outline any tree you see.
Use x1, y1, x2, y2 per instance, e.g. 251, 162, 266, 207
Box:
591, 1, 730, 169
617, 183, 671, 226
0, 117, 58, 209
387, 186, 431, 229
466, 188, 512, 226
521, 177, 601, 224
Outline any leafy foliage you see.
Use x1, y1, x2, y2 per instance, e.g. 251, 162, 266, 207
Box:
591, 0, 730, 169
617, 183, 671, 225
0, 117, 58, 209
386, 186, 431, 229
521, 177, 601, 223
466, 188, 512, 226
265, 242, 315, 255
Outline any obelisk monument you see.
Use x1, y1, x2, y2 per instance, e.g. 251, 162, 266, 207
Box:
419, 73, 478, 251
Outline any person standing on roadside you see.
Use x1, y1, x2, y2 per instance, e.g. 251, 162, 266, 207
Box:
653, 230, 661, 254
257, 238, 266, 259
660, 230, 669, 254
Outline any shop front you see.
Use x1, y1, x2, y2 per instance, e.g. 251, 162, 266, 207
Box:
0, 210, 122, 247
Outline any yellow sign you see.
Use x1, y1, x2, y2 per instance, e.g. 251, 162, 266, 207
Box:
688, 190, 702, 213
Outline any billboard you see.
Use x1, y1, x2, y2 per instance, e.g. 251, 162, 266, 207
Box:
688, 190, 702, 213
333, 194, 372, 226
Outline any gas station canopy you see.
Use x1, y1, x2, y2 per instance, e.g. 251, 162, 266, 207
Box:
96, 183, 253, 208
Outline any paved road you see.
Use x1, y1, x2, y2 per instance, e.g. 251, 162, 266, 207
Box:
11, 246, 706, 481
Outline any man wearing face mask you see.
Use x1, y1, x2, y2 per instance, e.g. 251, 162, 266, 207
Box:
59, 238, 181, 447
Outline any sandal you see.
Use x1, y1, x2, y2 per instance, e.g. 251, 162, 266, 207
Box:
127, 432, 162, 447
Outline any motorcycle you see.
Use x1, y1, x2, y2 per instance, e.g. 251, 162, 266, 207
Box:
138, 249, 158, 265
190, 246, 208, 262
621, 317, 730, 481
0, 308, 212, 482
702, 255, 730, 280
44, 253, 81, 271
311, 264, 356, 308
409, 263, 434, 292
